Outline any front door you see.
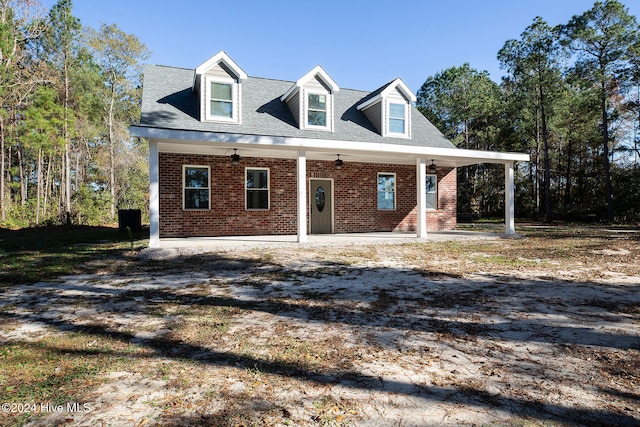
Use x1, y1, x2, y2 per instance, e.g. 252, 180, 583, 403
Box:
310, 179, 333, 234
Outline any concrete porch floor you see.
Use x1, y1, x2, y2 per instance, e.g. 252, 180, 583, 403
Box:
159, 230, 504, 250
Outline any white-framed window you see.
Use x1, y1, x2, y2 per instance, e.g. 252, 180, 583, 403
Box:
426, 174, 437, 210
246, 168, 269, 210
388, 102, 407, 136
305, 90, 331, 130
205, 76, 238, 122
377, 172, 396, 210
183, 165, 210, 210
307, 93, 327, 127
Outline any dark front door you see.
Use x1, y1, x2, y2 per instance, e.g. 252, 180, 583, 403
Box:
310, 179, 332, 234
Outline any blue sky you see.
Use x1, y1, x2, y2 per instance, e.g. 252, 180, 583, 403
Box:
42, 0, 640, 92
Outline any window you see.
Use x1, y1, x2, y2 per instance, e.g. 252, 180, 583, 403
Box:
246, 168, 269, 209
205, 76, 238, 122
210, 82, 232, 118
377, 173, 395, 210
307, 93, 327, 127
426, 175, 437, 210
389, 103, 406, 134
184, 166, 210, 210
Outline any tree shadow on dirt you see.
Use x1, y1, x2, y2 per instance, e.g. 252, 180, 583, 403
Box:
9, 317, 639, 427
2, 250, 639, 426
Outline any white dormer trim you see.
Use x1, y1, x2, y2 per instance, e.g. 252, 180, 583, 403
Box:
281, 65, 339, 131
193, 51, 247, 90
356, 78, 415, 139
280, 65, 339, 103
356, 78, 416, 111
193, 51, 246, 124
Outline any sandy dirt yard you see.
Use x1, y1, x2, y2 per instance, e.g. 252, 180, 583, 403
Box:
1, 227, 639, 426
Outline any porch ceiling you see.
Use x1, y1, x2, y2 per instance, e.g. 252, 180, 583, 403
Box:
157, 139, 453, 166
132, 126, 529, 168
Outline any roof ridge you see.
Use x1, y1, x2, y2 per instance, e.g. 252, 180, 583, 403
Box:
247, 75, 370, 95
147, 64, 193, 71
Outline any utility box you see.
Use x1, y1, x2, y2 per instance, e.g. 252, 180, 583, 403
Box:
118, 209, 142, 232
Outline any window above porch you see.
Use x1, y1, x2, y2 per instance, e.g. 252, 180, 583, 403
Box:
281, 65, 339, 132
357, 78, 416, 139
193, 51, 247, 125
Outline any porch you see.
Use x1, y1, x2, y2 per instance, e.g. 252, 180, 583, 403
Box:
144, 134, 528, 248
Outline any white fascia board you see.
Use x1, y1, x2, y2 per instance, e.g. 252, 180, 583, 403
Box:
130, 126, 530, 165
280, 84, 299, 103
281, 65, 339, 102
356, 94, 382, 111
382, 78, 417, 103
193, 51, 248, 89
357, 79, 417, 111
305, 65, 339, 92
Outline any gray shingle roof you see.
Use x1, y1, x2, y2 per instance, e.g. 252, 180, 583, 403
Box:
138, 64, 456, 149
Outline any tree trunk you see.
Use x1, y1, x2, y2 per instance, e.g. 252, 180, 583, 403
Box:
0, 115, 5, 222
108, 80, 116, 220
563, 138, 573, 215
36, 148, 42, 225
44, 150, 53, 220
534, 111, 541, 218
600, 80, 614, 222
539, 83, 552, 223
64, 57, 72, 225
17, 148, 25, 207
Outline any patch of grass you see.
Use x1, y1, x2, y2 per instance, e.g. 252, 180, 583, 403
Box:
237, 269, 298, 289
155, 302, 245, 355
311, 395, 359, 426
0, 225, 148, 286
368, 289, 399, 311
469, 253, 542, 267
482, 419, 565, 427
299, 290, 332, 301
334, 247, 379, 263
0, 332, 147, 426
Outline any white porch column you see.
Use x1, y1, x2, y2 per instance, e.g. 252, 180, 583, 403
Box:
416, 157, 427, 239
297, 150, 307, 243
149, 140, 160, 248
505, 161, 515, 235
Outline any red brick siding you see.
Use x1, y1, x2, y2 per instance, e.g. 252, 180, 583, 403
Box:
159, 153, 456, 237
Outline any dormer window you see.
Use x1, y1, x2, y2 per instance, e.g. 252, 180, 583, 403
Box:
388, 103, 406, 135
307, 93, 327, 127
204, 76, 238, 122
281, 65, 339, 132
357, 78, 416, 139
193, 51, 247, 125
209, 80, 234, 119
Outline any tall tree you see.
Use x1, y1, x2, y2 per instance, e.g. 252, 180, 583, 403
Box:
417, 64, 506, 218
558, 0, 640, 221
0, 0, 46, 222
41, 0, 80, 224
417, 63, 502, 149
498, 17, 563, 222
553, 78, 601, 218
18, 85, 63, 224
86, 23, 149, 219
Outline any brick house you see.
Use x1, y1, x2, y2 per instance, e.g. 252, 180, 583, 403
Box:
130, 52, 528, 247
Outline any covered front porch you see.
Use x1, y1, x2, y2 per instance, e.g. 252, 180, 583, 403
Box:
140, 128, 530, 248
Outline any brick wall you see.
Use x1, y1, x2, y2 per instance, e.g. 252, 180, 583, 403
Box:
158, 153, 456, 237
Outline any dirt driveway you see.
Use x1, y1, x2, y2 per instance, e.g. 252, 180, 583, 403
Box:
1, 227, 639, 426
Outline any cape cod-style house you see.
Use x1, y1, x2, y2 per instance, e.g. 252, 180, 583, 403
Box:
129, 51, 529, 248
